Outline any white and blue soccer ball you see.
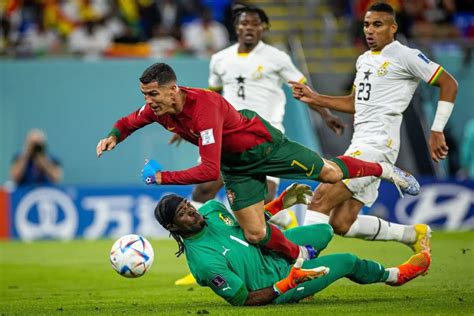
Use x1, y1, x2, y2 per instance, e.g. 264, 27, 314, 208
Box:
110, 234, 154, 278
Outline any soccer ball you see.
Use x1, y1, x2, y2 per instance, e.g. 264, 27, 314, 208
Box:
109, 234, 154, 278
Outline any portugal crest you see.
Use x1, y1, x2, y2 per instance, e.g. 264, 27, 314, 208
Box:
226, 189, 236, 205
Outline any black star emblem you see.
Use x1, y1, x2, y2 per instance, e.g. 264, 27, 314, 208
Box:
236, 75, 245, 84
363, 69, 372, 81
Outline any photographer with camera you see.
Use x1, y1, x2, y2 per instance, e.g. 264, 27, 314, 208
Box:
10, 129, 63, 186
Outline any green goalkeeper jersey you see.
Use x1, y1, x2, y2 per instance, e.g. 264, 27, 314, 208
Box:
183, 200, 291, 306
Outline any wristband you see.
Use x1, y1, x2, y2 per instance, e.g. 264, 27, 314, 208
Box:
431, 101, 454, 132
108, 127, 121, 141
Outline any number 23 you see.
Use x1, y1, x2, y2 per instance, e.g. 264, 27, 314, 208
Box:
357, 83, 371, 101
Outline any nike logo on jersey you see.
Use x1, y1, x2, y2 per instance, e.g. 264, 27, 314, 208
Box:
306, 164, 315, 177
222, 285, 232, 291
138, 104, 146, 115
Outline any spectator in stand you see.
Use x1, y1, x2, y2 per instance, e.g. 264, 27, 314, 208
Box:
137, 0, 161, 40
155, 0, 185, 40
149, 24, 181, 58
182, 7, 229, 57
14, 18, 61, 57
68, 18, 112, 58
10, 129, 63, 186
200, 0, 234, 41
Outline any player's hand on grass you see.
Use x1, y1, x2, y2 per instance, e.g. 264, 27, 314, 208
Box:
141, 159, 163, 185
274, 258, 329, 295
429, 131, 449, 163
289, 81, 319, 105
168, 133, 183, 146
96, 136, 117, 157
322, 113, 347, 135
282, 183, 313, 209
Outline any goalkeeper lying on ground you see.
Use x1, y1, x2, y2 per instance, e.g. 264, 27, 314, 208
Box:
155, 184, 431, 306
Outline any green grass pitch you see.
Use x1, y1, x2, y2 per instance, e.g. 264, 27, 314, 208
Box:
1, 231, 473, 315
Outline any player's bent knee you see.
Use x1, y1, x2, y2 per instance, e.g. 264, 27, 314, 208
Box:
322, 224, 335, 241
192, 191, 210, 203
339, 253, 359, 272
316, 224, 334, 249
192, 185, 215, 203
318, 167, 342, 184
330, 219, 352, 236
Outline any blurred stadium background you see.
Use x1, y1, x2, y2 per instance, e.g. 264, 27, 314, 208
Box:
0, 0, 473, 313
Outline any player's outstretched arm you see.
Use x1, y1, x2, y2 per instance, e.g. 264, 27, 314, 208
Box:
289, 81, 355, 114
429, 70, 458, 163
96, 135, 117, 157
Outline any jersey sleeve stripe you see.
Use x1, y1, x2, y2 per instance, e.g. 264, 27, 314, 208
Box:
428, 66, 444, 85
298, 77, 307, 84
108, 127, 121, 141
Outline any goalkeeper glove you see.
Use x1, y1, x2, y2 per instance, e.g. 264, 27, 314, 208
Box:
265, 183, 313, 216
273, 258, 329, 295
282, 183, 313, 209
141, 159, 163, 185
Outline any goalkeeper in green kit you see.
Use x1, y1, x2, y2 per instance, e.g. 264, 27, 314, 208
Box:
155, 183, 431, 306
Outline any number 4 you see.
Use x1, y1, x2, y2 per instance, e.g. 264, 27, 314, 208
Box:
237, 86, 245, 100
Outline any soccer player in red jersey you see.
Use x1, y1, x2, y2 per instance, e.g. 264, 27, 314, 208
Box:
96, 62, 419, 262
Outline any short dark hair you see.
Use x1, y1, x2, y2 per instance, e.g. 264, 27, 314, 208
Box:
140, 63, 177, 85
367, 2, 396, 18
232, 3, 270, 30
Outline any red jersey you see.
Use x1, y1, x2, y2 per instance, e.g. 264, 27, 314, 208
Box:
113, 87, 274, 184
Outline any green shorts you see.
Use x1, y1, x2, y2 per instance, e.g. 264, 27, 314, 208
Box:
221, 138, 325, 211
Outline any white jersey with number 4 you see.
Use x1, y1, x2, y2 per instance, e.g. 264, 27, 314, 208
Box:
209, 41, 306, 132
345, 40, 443, 206
352, 40, 443, 153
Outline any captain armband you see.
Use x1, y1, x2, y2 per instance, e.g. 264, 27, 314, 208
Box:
431, 101, 454, 132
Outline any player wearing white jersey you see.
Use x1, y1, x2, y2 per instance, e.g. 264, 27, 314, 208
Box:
209, 41, 304, 132
290, 2, 458, 251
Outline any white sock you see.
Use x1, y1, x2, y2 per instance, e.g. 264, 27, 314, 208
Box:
344, 215, 416, 244
385, 268, 399, 283
268, 209, 292, 227
304, 209, 330, 225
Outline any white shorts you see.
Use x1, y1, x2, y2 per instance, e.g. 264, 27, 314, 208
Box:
342, 143, 398, 206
